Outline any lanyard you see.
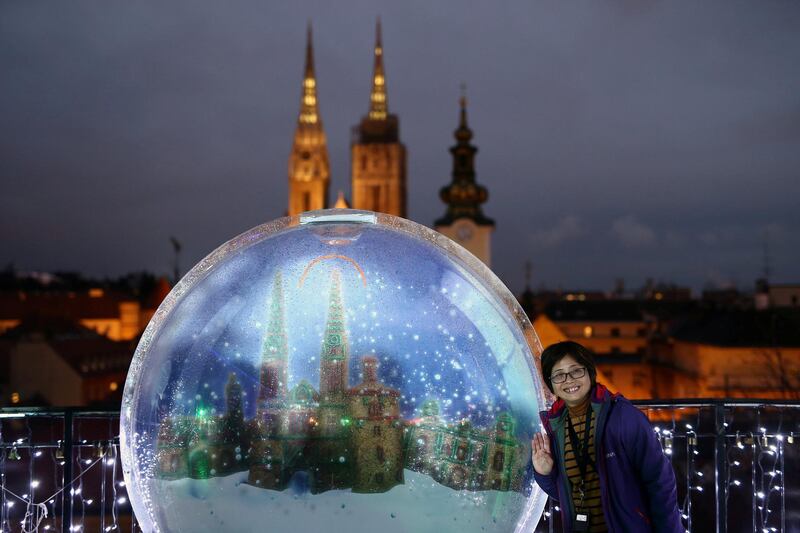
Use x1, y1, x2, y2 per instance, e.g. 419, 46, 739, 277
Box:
566, 407, 595, 483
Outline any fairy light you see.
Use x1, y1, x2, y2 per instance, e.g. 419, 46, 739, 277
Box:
638, 403, 798, 533
2, 402, 794, 532
723, 408, 792, 533
0, 429, 134, 532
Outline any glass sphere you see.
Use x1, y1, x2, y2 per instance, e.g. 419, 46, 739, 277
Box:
121, 210, 549, 532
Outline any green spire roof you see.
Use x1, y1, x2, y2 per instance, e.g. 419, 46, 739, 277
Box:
320, 270, 349, 362
261, 272, 288, 362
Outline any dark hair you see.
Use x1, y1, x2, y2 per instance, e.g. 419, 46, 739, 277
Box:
540, 341, 597, 393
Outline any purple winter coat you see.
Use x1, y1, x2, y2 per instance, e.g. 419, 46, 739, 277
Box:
533, 383, 683, 533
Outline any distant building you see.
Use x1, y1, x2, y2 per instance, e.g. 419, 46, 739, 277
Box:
0, 278, 169, 341
768, 284, 800, 308
533, 301, 653, 399
434, 95, 495, 267
288, 24, 331, 216
350, 19, 407, 218
0, 317, 133, 407
0, 273, 168, 406
637, 279, 692, 301
701, 287, 747, 309
284, 22, 497, 267
655, 308, 800, 399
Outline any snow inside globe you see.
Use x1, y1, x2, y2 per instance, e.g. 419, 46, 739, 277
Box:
121, 209, 549, 532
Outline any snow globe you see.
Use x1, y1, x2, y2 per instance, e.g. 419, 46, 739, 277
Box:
121, 210, 549, 532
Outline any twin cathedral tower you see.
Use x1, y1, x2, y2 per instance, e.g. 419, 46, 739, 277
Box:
287, 20, 495, 266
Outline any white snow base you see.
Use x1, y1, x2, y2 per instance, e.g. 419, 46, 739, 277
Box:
151, 469, 530, 532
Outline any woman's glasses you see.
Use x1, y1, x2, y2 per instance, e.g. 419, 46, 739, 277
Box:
550, 367, 587, 384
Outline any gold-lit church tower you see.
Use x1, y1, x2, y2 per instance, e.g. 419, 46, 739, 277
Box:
288, 23, 330, 216
351, 19, 407, 217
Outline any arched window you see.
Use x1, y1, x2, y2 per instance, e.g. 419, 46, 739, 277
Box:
493, 450, 505, 471
369, 401, 382, 417
376, 446, 385, 462
456, 443, 468, 461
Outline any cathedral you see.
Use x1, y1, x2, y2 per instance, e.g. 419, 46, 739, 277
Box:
287, 21, 495, 267
152, 23, 525, 494
154, 271, 528, 495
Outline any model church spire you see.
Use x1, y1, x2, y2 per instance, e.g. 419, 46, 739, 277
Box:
258, 272, 289, 403
319, 270, 349, 398
288, 22, 330, 216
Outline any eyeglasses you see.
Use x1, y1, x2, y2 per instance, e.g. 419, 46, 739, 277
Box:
550, 367, 587, 384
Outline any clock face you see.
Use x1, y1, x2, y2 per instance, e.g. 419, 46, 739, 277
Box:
456, 222, 474, 242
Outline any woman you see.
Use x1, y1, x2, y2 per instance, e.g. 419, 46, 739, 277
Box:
531, 341, 682, 532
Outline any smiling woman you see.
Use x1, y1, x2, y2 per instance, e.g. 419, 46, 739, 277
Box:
532, 341, 683, 533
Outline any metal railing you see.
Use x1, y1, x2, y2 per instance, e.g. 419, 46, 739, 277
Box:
535, 399, 800, 533
0, 408, 135, 532
3, 400, 799, 533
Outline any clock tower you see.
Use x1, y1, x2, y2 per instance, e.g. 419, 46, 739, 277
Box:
434, 93, 495, 267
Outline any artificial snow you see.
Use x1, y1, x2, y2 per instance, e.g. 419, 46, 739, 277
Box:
152, 469, 529, 532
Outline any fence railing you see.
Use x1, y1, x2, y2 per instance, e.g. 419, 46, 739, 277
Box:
3, 400, 799, 533
0, 408, 133, 532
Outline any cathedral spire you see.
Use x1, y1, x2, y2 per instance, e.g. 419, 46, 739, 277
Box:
456, 85, 472, 141
288, 22, 330, 216
369, 17, 388, 120
351, 18, 406, 216
299, 21, 319, 125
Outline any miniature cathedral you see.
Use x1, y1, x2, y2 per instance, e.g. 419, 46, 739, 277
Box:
155, 270, 527, 494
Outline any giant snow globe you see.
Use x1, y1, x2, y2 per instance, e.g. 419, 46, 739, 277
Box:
121, 210, 549, 532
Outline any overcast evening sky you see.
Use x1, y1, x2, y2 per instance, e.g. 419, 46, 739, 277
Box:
1, 0, 799, 294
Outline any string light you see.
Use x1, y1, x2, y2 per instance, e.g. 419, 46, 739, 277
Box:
2, 403, 795, 531
0, 417, 133, 532
637, 403, 797, 532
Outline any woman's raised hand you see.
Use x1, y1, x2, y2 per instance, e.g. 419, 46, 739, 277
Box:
531, 432, 554, 476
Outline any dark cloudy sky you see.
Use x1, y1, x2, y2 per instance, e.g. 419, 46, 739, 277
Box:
2, 0, 799, 294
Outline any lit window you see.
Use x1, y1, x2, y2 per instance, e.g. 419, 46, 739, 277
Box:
11, 392, 20, 404
89, 288, 104, 298
109, 382, 118, 392
583, 326, 593, 338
